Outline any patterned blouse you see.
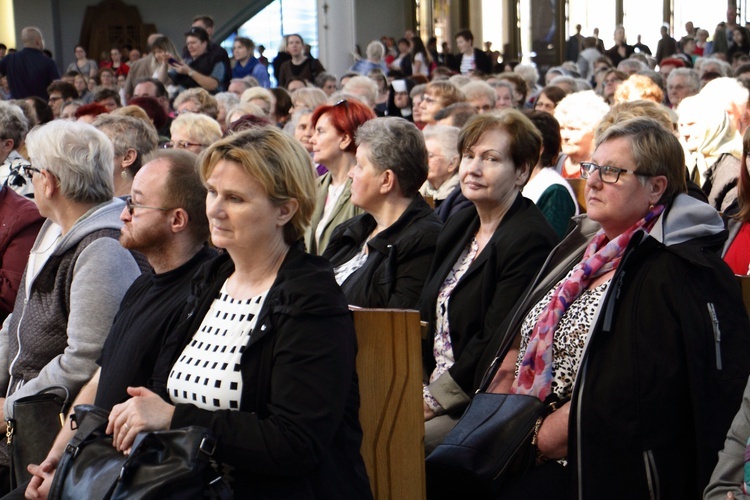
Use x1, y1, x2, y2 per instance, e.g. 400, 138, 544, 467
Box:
515, 269, 610, 400
423, 237, 479, 414
333, 244, 368, 286
168, 281, 268, 411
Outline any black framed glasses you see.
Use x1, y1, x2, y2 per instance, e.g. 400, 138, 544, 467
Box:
334, 98, 348, 108
580, 162, 653, 184
125, 196, 173, 216
21, 165, 42, 180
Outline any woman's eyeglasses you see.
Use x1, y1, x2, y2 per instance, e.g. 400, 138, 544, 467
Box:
161, 140, 204, 150
580, 162, 653, 184
21, 165, 42, 179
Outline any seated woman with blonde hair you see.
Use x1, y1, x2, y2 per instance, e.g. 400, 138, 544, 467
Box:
167, 112, 222, 154
106, 127, 373, 498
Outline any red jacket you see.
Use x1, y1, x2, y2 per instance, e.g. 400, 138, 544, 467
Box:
0, 187, 44, 320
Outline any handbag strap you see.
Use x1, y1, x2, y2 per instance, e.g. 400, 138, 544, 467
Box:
476, 323, 523, 393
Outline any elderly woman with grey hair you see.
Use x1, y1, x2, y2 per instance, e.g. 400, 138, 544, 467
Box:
0, 102, 33, 198
0, 120, 142, 486
323, 117, 442, 309
554, 90, 610, 178
350, 40, 389, 75
419, 124, 461, 205
92, 114, 159, 197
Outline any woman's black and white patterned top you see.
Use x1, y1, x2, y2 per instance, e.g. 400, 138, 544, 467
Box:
167, 280, 268, 411
515, 269, 610, 400
333, 243, 368, 285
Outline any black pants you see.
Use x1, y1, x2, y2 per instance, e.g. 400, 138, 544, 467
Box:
494, 461, 568, 499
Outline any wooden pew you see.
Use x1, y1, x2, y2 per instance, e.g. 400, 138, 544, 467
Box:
351, 308, 426, 500
566, 178, 587, 213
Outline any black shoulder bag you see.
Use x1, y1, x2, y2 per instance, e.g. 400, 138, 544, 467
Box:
6, 385, 71, 489
425, 328, 567, 499
48, 405, 231, 500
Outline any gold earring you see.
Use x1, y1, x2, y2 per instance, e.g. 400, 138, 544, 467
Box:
121, 169, 128, 180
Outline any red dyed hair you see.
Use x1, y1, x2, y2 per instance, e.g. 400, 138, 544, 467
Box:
75, 103, 108, 119
310, 99, 376, 154
128, 97, 168, 130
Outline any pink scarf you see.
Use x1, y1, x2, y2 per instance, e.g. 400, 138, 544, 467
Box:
512, 204, 665, 401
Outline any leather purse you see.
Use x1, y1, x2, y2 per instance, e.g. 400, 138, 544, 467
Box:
425, 325, 556, 499
425, 392, 545, 498
49, 404, 231, 500
6, 385, 71, 489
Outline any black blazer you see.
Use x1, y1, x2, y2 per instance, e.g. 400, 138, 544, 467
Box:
419, 193, 558, 411
324, 196, 442, 309
449, 48, 492, 75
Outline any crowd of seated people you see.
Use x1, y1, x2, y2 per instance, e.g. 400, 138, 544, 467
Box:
0, 13, 748, 500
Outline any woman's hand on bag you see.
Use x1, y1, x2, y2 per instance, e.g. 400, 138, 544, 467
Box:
424, 400, 437, 421
536, 401, 571, 460
106, 386, 175, 453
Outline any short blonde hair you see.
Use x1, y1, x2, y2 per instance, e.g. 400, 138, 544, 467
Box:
170, 113, 222, 148
227, 102, 266, 121
200, 128, 316, 244
173, 88, 219, 119
613, 74, 664, 104
240, 87, 273, 115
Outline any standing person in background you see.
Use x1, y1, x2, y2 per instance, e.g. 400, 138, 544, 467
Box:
277, 34, 326, 89
450, 30, 492, 76
169, 27, 225, 94
604, 26, 634, 68
655, 24, 678, 63
350, 41, 389, 75
231, 37, 269, 89
102, 47, 129, 78
410, 37, 433, 78
65, 46, 98, 78
565, 24, 585, 62
188, 15, 231, 92
577, 37, 602, 81
0, 27, 59, 100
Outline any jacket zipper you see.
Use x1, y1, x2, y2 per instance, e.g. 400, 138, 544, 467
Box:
643, 450, 660, 500
575, 235, 641, 500
706, 303, 722, 370
7, 297, 28, 394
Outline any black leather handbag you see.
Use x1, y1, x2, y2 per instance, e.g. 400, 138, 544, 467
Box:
425, 324, 561, 499
6, 385, 71, 489
48, 405, 231, 500
425, 392, 545, 498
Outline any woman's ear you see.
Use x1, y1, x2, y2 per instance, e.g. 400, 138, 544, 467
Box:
649, 175, 668, 204
277, 198, 299, 227
340, 134, 352, 151
447, 156, 460, 175
515, 163, 531, 187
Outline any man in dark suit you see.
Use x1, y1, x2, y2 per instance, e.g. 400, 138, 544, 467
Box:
566, 24, 585, 62
0, 27, 59, 100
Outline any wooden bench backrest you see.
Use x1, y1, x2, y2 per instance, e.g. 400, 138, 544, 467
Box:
351, 308, 426, 500
566, 178, 587, 213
